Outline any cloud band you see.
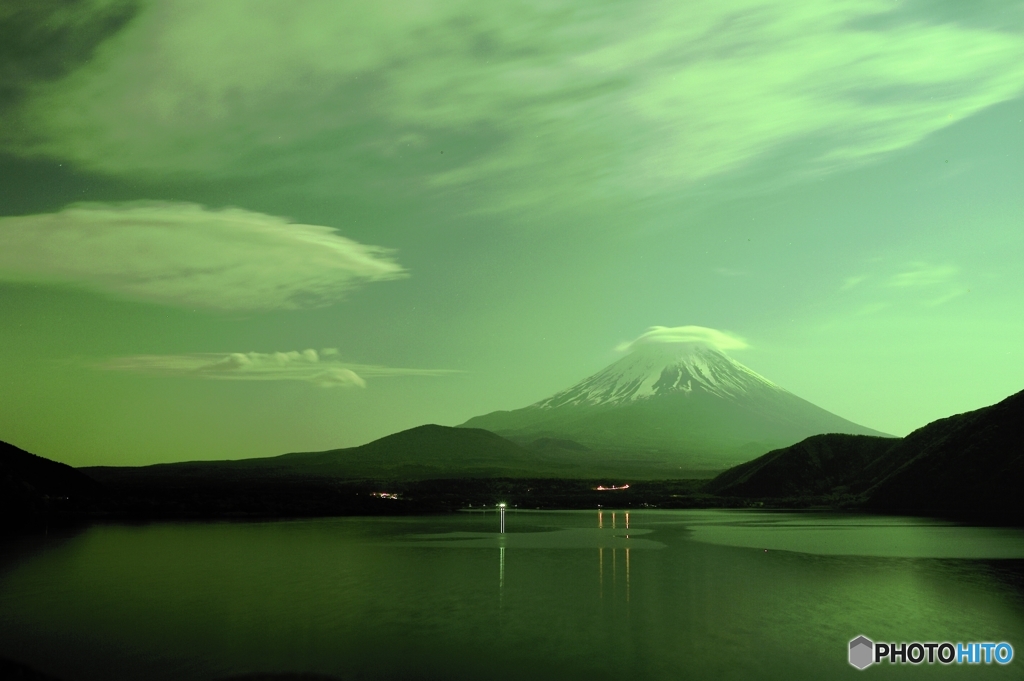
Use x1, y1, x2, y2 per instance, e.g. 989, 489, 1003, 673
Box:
99, 348, 459, 388
0, 202, 406, 310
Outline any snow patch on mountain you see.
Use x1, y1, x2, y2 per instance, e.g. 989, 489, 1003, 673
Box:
533, 342, 784, 408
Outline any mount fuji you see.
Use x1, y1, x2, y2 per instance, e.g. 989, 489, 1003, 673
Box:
461, 340, 888, 469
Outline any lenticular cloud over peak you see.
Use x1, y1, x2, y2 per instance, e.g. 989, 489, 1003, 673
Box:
616, 326, 749, 354
0, 202, 407, 310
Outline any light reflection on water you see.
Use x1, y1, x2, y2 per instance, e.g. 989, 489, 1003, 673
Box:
1, 510, 1023, 681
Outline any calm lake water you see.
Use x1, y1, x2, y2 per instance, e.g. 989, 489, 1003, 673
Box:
2, 510, 1024, 680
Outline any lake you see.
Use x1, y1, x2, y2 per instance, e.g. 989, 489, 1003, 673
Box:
2, 510, 1024, 680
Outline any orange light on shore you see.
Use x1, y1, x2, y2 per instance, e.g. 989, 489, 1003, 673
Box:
594, 484, 630, 491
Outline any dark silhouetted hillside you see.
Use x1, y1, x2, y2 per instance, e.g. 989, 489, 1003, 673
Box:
1, 440, 103, 532
268, 424, 556, 478
705, 389, 1024, 522
85, 425, 589, 485
703, 434, 897, 497
858, 389, 1024, 519
84, 424, 726, 489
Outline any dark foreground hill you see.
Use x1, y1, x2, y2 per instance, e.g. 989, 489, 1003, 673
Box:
84, 425, 554, 484
4, 427, 719, 527
703, 434, 898, 498
77, 425, 566, 519
85, 425, 635, 483
1, 440, 104, 531
706, 389, 1024, 522
84, 424, 722, 487
4, 389, 1022, 529
860, 388, 1024, 518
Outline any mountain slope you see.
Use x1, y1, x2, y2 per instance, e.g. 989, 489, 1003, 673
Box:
1, 440, 103, 497
704, 434, 898, 497
858, 389, 1024, 518
264, 424, 567, 478
84, 424, 595, 483
1, 440, 103, 531
705, 388, 1024, 521
462, 342, 885, 467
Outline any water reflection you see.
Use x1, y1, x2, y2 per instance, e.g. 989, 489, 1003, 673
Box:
596, 511, 631, 603
490, 506, 643, 607
4, 511, 1022, 681
497, 505, 507, 606
676, 511, 1024, 557
499, 542, 505, 608
597, 547, 630, 603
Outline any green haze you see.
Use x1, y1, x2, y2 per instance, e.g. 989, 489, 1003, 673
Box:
1, 0, 1023, 465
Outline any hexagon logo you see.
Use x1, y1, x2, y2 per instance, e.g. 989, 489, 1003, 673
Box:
849, 636, 874, 669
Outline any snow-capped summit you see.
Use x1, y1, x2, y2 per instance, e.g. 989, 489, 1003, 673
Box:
534, 342, 783, 408
461, 328, 887, 468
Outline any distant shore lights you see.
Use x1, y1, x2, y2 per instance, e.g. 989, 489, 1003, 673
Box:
594, 484, 629, 491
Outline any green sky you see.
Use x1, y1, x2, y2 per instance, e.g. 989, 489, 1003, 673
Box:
1, 0, 1023, 466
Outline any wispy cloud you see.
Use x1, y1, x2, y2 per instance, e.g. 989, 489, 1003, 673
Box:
886, 263, 959, 288
617, 325, 749, 353
99, 348, 459, 388
5, 1, 1024, 209
0, 202, 406, 310
924, 289, 967, 308
841, 275, 868, 291
841, 260, 966, 312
